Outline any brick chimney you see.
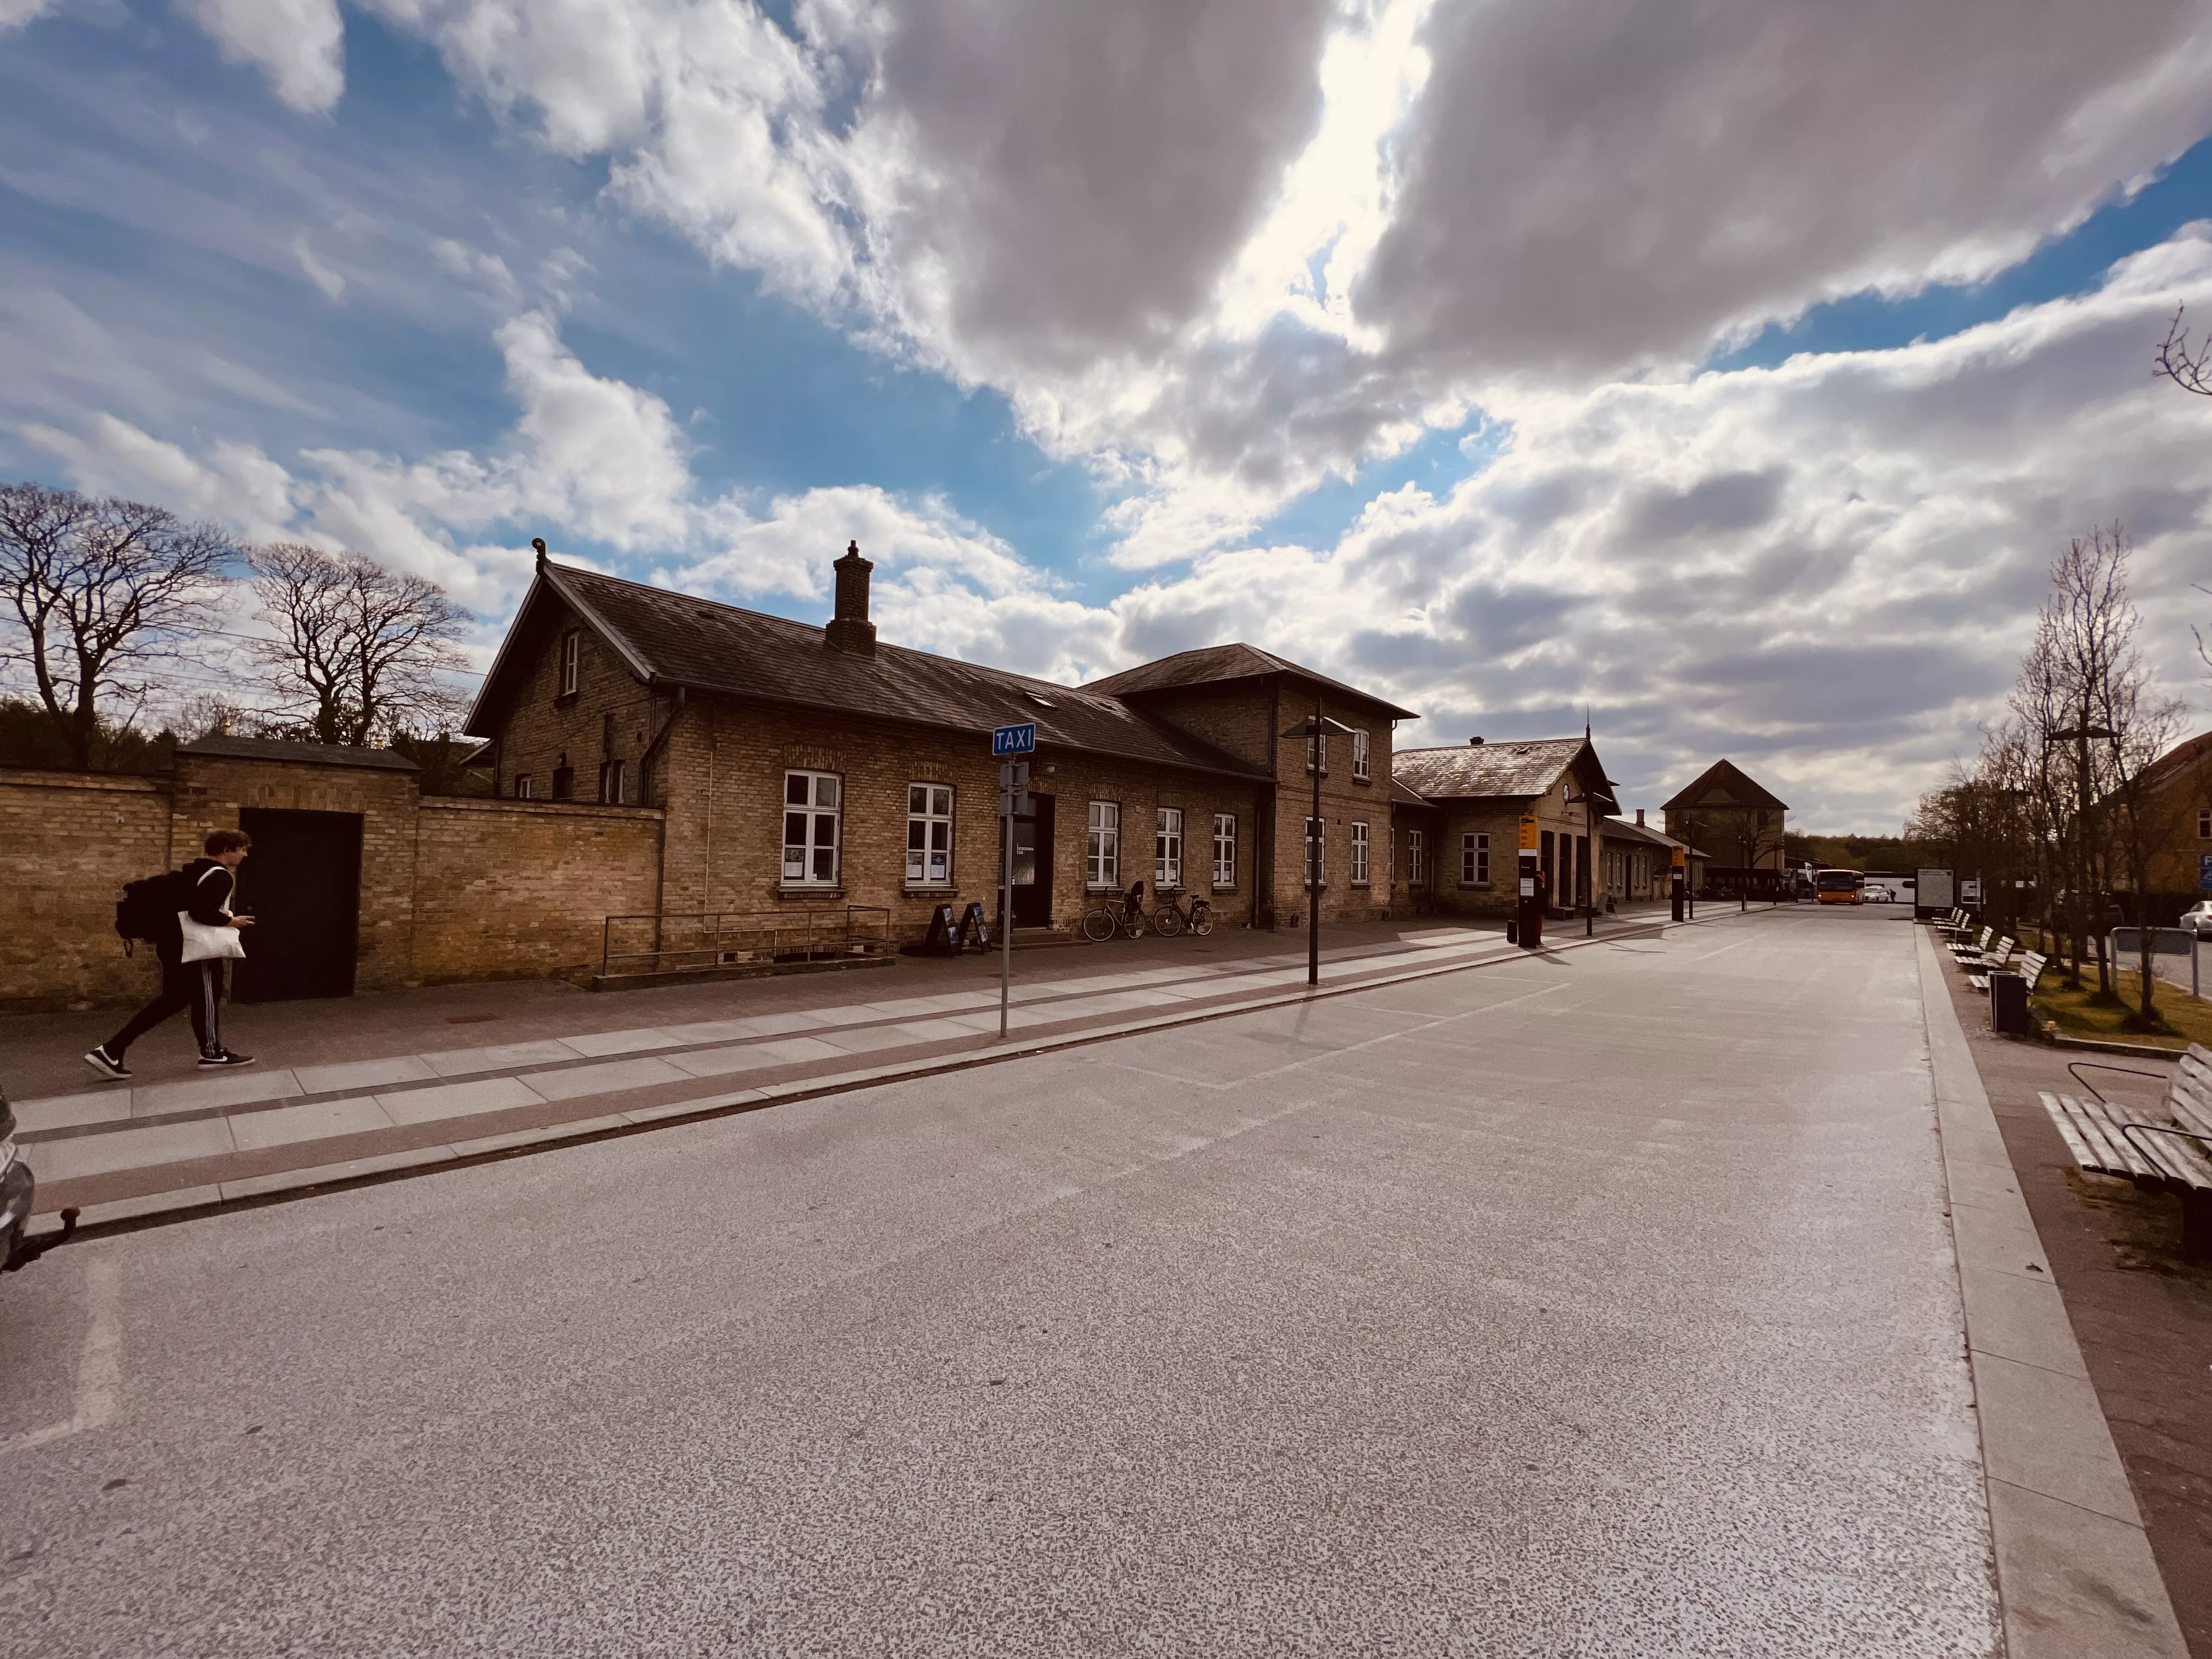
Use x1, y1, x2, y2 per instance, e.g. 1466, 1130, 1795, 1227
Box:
825, 540, 877, 657
1635, 809, 1645, 827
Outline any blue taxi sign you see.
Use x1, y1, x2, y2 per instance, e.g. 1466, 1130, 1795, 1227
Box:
992, 723, 1036, 756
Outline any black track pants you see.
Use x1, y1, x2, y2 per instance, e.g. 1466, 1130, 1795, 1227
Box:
106, 944, 223, 1058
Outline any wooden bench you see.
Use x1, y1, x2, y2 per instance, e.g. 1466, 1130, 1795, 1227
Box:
1971, 949, 2044, 995
1959, 935, 2016, 980
2039, 1042, 2212, 1261
1948, 925, 1993, 960
1932, 907, 1973, 939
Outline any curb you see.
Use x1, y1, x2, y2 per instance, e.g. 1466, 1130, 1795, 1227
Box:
2035, 1028, 2191, 1062
1915, 926, 2188, 1659
22, 907, 1750, 1242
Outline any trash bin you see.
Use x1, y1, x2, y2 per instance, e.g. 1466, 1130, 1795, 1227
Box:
1505, 918, 1517, 945
1990, 972, 2032, 1036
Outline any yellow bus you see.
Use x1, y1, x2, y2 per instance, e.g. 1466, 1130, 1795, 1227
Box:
1815, 869, 1862, 905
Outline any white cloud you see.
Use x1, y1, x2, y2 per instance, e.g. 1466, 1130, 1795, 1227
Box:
309, 0, 2212, 572
179, 0, 347, 115
24, 238, 2212, 828
291, 230, 346, 301
0, 0, 63, 30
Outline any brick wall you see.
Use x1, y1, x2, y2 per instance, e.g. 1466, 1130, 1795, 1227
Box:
0, 754, 670, 1008
0, 770, 174, 1008
1418, 780, 1602, 918
655, 698, 1268, 936
172, 752, 422, 991
493, 599, 669, 808
413, 797, 664, 981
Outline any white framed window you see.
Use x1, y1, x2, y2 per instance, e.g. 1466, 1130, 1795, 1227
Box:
1462, 831, 1490, 886
515, 774, 533, 800
906, 783, 954, 885
559, 630, 579, 696
1351, 821, 1370, 885
1306, 731, 1327, 774
1087, 801, 1120, 888
599, 760, 625, 804
782, 770, 841, 885
1305, 816, 1325, 884
1409, 829, 1425, 884
1352, 729, 1371, 782
1155, 806, 1184, 889
1212, 814, 1237, 888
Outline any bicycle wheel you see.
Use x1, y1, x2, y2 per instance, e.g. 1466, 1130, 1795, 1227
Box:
1189, 902, 1214, 936
1155, 904, 1184, 938
1081, 906, 1117, 942
1122, 911, 1146, 938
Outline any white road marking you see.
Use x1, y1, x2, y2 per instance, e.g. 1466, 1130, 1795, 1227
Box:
1, 1252, 121, 1455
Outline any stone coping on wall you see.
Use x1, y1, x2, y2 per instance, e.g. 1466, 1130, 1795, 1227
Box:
417, 795, 665, 820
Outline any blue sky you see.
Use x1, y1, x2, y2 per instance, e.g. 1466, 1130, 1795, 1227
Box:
5, 0, 2212, 830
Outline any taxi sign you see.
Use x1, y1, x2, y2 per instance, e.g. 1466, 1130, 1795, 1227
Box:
992, 723, 1036, 756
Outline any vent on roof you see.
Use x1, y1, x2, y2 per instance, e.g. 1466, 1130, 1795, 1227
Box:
1029, 695, 1056, 709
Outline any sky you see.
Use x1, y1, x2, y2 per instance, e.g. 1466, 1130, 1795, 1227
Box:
4, 0, 2212, 831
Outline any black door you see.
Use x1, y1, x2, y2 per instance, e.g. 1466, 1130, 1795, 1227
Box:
1013, 794, 1056, 927
233, 808, 364, 1002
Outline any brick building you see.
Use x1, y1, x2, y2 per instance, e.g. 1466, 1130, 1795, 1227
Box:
1389, 736, 1620, 918
1662, 759, 1788, 874
469, 542, 1416, 943
2132, 727, 2212, 908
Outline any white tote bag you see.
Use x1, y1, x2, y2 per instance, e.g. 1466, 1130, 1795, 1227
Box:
178, 867, 247, 963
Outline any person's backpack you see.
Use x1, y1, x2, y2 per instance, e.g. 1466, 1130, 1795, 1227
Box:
114, 870, 189, 956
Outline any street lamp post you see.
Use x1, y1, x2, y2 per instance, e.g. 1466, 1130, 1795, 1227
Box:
1564, 791, 1597, 936
1282, 706, 1358, 988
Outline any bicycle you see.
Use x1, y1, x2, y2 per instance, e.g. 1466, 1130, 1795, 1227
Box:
1081, 881, 1149, 941
1152, 891, 1214, 937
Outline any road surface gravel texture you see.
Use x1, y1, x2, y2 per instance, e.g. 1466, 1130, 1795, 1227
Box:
0, 909, 2002, 1655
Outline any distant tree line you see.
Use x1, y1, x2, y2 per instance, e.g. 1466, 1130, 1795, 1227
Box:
0, 482, 486, 793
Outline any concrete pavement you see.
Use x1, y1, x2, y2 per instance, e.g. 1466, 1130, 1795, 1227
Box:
0, 906, 2143, 1655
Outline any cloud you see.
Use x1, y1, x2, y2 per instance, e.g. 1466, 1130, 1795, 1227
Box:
23, 234, 2212, 830
304, 0, 2212, 571
291, 231, 346, 301
0, 0, 62, 29
180, 0, 347, 115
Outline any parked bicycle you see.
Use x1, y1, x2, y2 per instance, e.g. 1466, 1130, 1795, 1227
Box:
1081, 880, 1149, 941
1153, 890, 1214, 937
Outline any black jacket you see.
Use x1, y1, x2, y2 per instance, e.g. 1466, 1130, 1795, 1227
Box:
159, 858, 235, 952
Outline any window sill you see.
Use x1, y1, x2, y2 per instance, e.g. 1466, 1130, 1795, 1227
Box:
553, 691, 579, 709
1457, 882, 1493, 890
776, 886, 845, 900
902, 885, 957, 896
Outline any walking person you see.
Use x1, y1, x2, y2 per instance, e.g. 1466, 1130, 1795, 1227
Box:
84, 830, 257, 1079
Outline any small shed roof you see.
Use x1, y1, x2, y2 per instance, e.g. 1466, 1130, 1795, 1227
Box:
1087, 642, 1417, 720
1392, 737, 1618, 814
175, 736, 418, 772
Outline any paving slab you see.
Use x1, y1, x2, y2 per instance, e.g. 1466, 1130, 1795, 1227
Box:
374, 1076, 545, 1126
132, 1070, 301, 1116
228, 1097, 398, 1153
523, 1057, 690, 1102
32, 1115, 237, 1182
293, 1055, 439, 1096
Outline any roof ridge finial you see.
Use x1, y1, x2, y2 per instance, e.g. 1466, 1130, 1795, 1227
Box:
532, 537, 548, 571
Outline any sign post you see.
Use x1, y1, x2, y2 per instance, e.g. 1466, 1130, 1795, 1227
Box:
1670, 843, 1686, 922
992, 723, 1036, 1037
1517, 814, 1542, 950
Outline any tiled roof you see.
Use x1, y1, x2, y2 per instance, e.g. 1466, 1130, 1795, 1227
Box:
1661, 758, 1788, 812
176, 735, 417, 772
1602, 815, 1695, 853
476, 563, 1272, 782
1087, 642, 1417, 719
2142, 728, 2212, 792
1392, 738, 1590, 802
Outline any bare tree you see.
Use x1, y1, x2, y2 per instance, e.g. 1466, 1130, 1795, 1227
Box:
247, 544, 471, 747
0, 483, 233, 770
2040, 528, 2184, 1028
2156, 305, 2212, 396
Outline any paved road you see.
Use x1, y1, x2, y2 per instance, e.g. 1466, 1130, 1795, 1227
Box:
0, 907, 1999, 1656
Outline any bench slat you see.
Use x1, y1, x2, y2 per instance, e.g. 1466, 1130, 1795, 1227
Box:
2038, 1092, 2100, 1171
2069, 1094, 2163, 1178
2042, 1092, 2135, 1177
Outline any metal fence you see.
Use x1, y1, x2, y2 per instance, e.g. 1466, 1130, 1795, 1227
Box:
600, 907, 894, 978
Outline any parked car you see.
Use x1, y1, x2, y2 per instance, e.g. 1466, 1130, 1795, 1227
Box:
2182, 899, 2212, 938
1861, 883, 1895, 904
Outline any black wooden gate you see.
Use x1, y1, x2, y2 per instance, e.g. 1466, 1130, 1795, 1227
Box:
233, 808, 364, 1001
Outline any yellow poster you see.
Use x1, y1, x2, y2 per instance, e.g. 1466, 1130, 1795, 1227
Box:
1518, 815, 1539, 851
